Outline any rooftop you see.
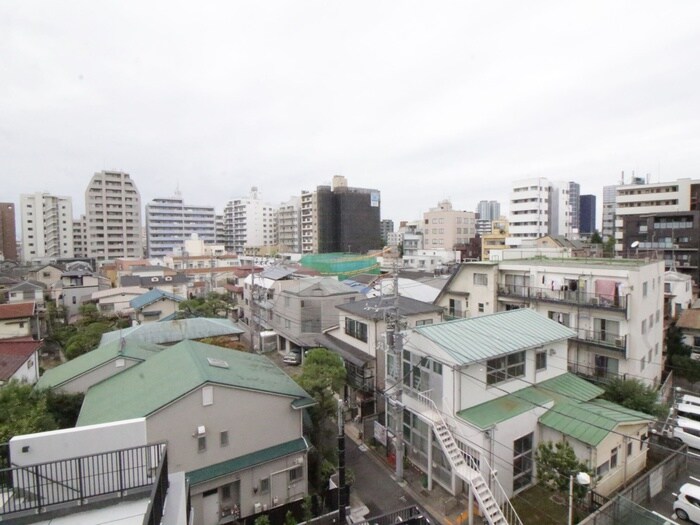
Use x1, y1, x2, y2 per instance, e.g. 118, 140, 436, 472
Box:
677, 309, 700, 331
498, 257, 655, 270
99, 317, 245, 346
77, 340, 315, 425
0, 337, 42, 381
337, 295, 443, 321
0, 301, 35, 320
414, 309, 575, 365
129, 288, 185, 310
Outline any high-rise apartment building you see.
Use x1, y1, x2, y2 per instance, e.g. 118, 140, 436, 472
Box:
380, 219, 394, 244
20, 193, 74, 262
614, 177, 700, 282
85, 171, 143, 261
579, 194, 597, 235
0, 203, 17, 261
476, 200, 501, 235
223, 187, 276, 255
508, 177, 571, 245
602, 185, 618, 241
301, 176, 381, 254
214, 214, 226, 246
277, 196, 302, 253
422, 199, 476, 250
145, 194, 215, 258
72, 215, 87, 259
568, 181, 581, 232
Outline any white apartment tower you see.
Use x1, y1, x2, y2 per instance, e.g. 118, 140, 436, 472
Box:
72, 215, 87, 259
277, 196, 302, 253
85, 171, 143, 261
602, 185, 617, 241
20, 192, 74, 262
145, 193, 215, 258
223, 187, 276, 255
422, 199, 476, 249
508, 177, 571, 246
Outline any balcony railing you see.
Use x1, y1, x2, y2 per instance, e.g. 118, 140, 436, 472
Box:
568, 361, 624, 384
0, 442, 167, 521
572, 328, 627, 355
498, 284, 627, 311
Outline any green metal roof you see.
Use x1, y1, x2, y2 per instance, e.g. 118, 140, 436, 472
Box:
129, 289, 184, 310
415, 309, 576, 364
77, 340, 315, 426
539, 399, 654, 447
99, 317, 245, 346
457, 373, 603, 429
186, 437, 308, 486
36, 339, 164, 390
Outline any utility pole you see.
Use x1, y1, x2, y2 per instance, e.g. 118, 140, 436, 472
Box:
387, 266, 404, 483
337, 400, 347, 524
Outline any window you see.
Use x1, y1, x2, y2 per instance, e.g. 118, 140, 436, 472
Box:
610, 447, 618, 469
548, 311, 570, 326
641, 357, 645, 371
478, 303, 485, 313
536, 352, 547, 371
260, 477, 270, 494
415, 319, 433, 326
643, 282, 648, 297
641, 320, 646, 334
513, 433, 534, 491
432, 361, 443, 375
202, 386, 214, 406
627, 442, 633, 457
220, 431, 229, 447
473, 273, 488, 286
198, 436, 207, 452
345, 318, 368, 342
487, 351, 525, 385
596, 460, 610, 477
289, 466, 303, 482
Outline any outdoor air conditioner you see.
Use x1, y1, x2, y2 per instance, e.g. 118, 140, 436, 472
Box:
254, 502, 262, 513
614, 337, 625, 347
272, 496, 279, 505
262, 504, 268, 511
295, 456, 304, 465
590, 297, 599, 305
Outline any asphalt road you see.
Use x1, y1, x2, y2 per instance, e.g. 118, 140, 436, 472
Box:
647, 450, 700, 524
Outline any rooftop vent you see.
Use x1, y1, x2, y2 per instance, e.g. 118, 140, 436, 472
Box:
207, 357, 229, 369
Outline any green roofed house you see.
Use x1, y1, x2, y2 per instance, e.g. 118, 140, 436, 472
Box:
77, 340, 315, 524
385, 308, 654, 523
129, 288, 185, 323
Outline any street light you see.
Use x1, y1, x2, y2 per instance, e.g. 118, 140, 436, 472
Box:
568, 471, 591, 525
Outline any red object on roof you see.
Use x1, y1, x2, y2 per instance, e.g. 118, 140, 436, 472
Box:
0, 337, 42, 381
0, 302, 35, 320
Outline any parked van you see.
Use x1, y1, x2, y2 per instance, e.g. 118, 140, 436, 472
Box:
673, 417, 700, 449
676, 403, 700, 423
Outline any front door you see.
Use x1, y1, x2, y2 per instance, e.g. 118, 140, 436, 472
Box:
202, 489, 219, 525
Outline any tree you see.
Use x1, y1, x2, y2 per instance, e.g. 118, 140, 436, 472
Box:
535, 441, 591, 498
64, 321, 113, 360
589, 231, 603, 244
253, 515, 271, 525
666, 322, 700, 382
0, 382, 58, 444
601, 377, 665, 417
45, 390, 85, 428
177, 292, 235, 318
284, 510, 297, 525
603, 237, 616, 257
295, 348, 346, 489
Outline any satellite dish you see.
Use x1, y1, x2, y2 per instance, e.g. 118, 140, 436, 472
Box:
631, 241, 640, 248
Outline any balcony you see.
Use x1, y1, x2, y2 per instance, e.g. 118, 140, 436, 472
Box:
498, 285, 627, 312
572, 328, 627, 355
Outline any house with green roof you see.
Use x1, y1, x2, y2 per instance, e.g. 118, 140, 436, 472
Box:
129, 288, 185, 323
77, 340, 315, 524
36, 338, 164, 393
388, 307, 653, 515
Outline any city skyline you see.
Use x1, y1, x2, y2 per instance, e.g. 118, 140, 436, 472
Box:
2, 2, 699, 226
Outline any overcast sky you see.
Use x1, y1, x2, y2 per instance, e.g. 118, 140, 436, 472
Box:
2, 1, 700, 226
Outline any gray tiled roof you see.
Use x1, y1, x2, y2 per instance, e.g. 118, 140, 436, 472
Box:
336, 296, 443, 320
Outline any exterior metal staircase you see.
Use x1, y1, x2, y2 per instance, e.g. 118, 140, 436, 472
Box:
418, 394, 523, 525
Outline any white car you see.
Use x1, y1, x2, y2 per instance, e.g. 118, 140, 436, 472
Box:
282, 352, 301, 365
674, 483, 700, 522
673, 417, 700, 450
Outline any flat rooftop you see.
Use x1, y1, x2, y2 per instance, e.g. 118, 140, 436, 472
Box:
498, 257, 656, 270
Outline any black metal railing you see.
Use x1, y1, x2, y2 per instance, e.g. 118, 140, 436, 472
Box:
498, 285, 627, 311
142, 448, 169, 525
0, 442, 166, 519
573, 329, 627, 354
568, 361, 625, 384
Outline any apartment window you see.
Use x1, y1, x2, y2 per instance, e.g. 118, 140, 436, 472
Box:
641, 357, 645, 371
202, 386, 214, 406
432, 361, 443, 375
610, 447, 618, 469
487, 351, 525, 385
259, 477, 270, 494
648, 349, 652, 363
548, 311, 570, 326
641, 320, 646, 334
536, 351, 547, 371
656, 310, 660, 323
627, 442, 633, 457
415, 319, 433, 326
473, 273, 488, 286
597, 460, 610, 477
655, 343, 660, 355
513, 433, 534, 491
642, 282, 648, 297
478, 303, 485, 313
649, 314, 654, 328
345, 318, 368, 342
284, 296, 290, 307
220, 431, 229, 447
198, 436, 207, 452
289, 466, 303, 483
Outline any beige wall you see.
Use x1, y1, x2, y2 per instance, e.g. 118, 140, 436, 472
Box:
136, 298, 180, 323
56, 357, 141, 394
0, 319, 32, 339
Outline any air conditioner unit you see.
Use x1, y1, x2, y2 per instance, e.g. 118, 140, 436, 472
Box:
272, 496, 279, 505
295, 456, 304, 465
614, 337, 625, 347
262, 504, 268, 511
590, 297, 600, 305
196, 425, 206, 435
254, 502, 262, 513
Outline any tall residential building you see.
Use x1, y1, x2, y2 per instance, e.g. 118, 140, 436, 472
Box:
214, 214, 226, 245
145, 193, 215, 258
20, 193, 74, 262
85, 171, 143, 261
507, 177, 571, 246
380, 219, 394, 244
0, 203, 17, 261
614, 178, 700, 282
579, 194, 597, 235
72, 215, 87, 259
301, 175, 381, 254
602, 185, 618, 241
277, 196, 302, 253
223, 187, 276, 255
422, 199, 476, 250
476, 200, 501, 235
568, 181, 581, 232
